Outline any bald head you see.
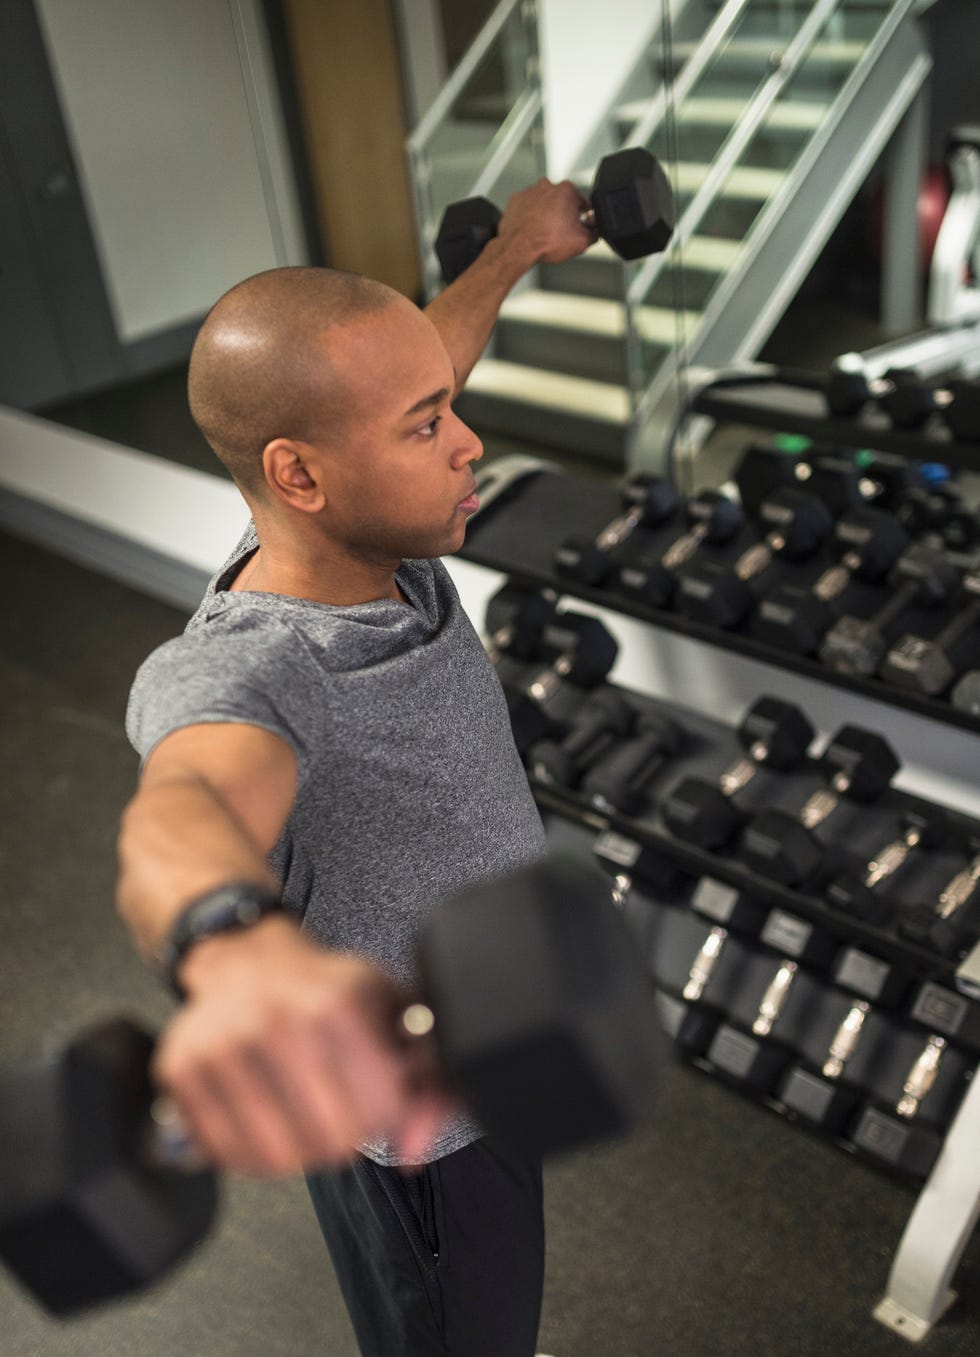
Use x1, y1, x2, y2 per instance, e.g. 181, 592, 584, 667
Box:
188, 267, 397, 493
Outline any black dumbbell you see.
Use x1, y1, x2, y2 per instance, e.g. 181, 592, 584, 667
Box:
675, 488, 832, 630
501, 612, 619, 754
879, 568, 980, 696
824, 806, 950, 925
706, 957, 801, 1093
881, 370, 980, 440
554, 475, 679, 586
740, 724, 900, 886
0, 857, 666, 1316
779, 998, 872, 1133
662, 697, 814, 851
944, 378, 980, 442
483, 583, 556, 663
754, 505, 909, 655
824, 353, 891, 418
617, 489, 743, 608
581, 708, 684, 816
951, 667, 980, 714
435, 146, 675, 283
819, 542, 959, 677
851, 1034, 949, 1177
527, 687, 634, 789
898, 839, 980, 957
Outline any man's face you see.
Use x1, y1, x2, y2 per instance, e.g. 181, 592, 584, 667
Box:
312, 298, 483, 563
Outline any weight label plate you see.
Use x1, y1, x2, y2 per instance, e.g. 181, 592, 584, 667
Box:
760, 910, 812, 957
834, 948, 891, 1000
911, 983, 969, 1035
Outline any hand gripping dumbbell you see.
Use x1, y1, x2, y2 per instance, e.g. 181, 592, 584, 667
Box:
739, 725, 900, 887
554, 474, 679, 586
674, 487, 832, 629
899, 839, 980, 957
754, 505, 910, 655
0, 858, 666, 1316
819, 542, 959, 677
580, 707, 684, 817
498, 611, 619, 754
527, 687, 634, 789
879, 568, 980, 696
616, 489, 744, 608
434, 146, 675, 283
662, 697, 815, 852
824, 806, 950, 925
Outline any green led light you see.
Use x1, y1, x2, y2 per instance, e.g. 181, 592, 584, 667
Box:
855, 449, 876, 468
773, 434, 811, 454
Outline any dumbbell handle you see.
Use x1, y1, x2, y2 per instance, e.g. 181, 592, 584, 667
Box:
863, 824, 924, 889
822, 1001, 870, 1080
929, 575, 980, 649
594, 503, 645, 552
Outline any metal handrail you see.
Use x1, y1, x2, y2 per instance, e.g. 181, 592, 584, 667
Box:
406, 0, 526, 154
623, 0, 844, 409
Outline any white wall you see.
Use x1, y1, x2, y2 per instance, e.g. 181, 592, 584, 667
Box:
34, 0, 287, 342
539, 0, 664, 178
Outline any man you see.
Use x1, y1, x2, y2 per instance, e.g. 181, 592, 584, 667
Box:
118, 179, 594, 1356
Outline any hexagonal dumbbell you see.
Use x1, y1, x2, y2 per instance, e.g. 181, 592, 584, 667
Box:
899, 839, 980, 957
819, 542, 959, 678
824, 806, 951, 926
581, 707, 684, 817
879, 568, 980, 696
500, 612, 619, 754
0, 859, 667, 1315
675, 487, 832, 630
527, 687, 634, 790
435, 146, 674, 282
753, 506, 910, 656
739, 724, 900, 887
616, 489, 743, 608
661, 697, 815, 851
554, 474, 679, 586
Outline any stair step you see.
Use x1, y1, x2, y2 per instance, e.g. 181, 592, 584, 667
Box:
464, 359, 631, 424
500, 290, 700, 346
578, 160, 786, 202
661, 38, 866, 69
617, 96, 828, 132
590, 234, 742, 273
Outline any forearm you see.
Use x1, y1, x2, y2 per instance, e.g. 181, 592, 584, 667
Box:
424, 177, 594, 395
424, 233, 538, 394
116, 774, 279, 962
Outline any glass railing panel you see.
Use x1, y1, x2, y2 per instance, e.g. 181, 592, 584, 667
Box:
629, 0, 897, 394
413, 8, 536, 229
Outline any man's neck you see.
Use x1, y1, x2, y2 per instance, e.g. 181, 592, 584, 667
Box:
231, 524, 406, 606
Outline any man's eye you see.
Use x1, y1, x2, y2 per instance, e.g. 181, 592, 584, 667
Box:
419, 415, 442, 438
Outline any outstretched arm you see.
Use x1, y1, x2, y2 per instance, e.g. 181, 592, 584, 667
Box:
424, 177, 596, 395
116, 722, 448, 1174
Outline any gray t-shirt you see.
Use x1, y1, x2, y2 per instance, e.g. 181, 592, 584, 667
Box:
126, 524, 547, 1164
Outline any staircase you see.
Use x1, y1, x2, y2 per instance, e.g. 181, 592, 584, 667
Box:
409, 1, 934, 469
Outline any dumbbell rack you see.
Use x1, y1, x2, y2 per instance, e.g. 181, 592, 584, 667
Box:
523, 668, 980, 1341
463, 437, 980, 1339
462, 466, 980, 734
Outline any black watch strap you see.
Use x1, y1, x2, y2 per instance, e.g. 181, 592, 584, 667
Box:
158, 882, 283, 998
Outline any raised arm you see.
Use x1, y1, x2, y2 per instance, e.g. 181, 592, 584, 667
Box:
424, 177, 596, 395
116, 723, 448, 1174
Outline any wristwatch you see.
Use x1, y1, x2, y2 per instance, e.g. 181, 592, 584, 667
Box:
158, 882, 283, 997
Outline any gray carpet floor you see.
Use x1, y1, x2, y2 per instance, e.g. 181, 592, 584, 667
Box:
2, 528, 978, 1356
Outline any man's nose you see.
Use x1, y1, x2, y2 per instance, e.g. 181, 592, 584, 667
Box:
451, 411, 483, 467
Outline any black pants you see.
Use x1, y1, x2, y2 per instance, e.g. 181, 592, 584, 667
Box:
306, 1138, 545, 1357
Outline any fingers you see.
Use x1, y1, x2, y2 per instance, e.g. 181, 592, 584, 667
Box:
150, 936, 448, 1177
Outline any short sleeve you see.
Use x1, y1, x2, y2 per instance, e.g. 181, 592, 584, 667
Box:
125, 614, 313, 770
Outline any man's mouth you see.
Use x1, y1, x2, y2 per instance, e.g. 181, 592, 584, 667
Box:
457, 490, 480, 515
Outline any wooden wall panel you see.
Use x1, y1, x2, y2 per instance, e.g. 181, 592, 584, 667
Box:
281, 0, 421, 298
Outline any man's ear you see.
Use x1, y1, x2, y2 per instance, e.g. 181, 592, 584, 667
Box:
261, 439, 327, 513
